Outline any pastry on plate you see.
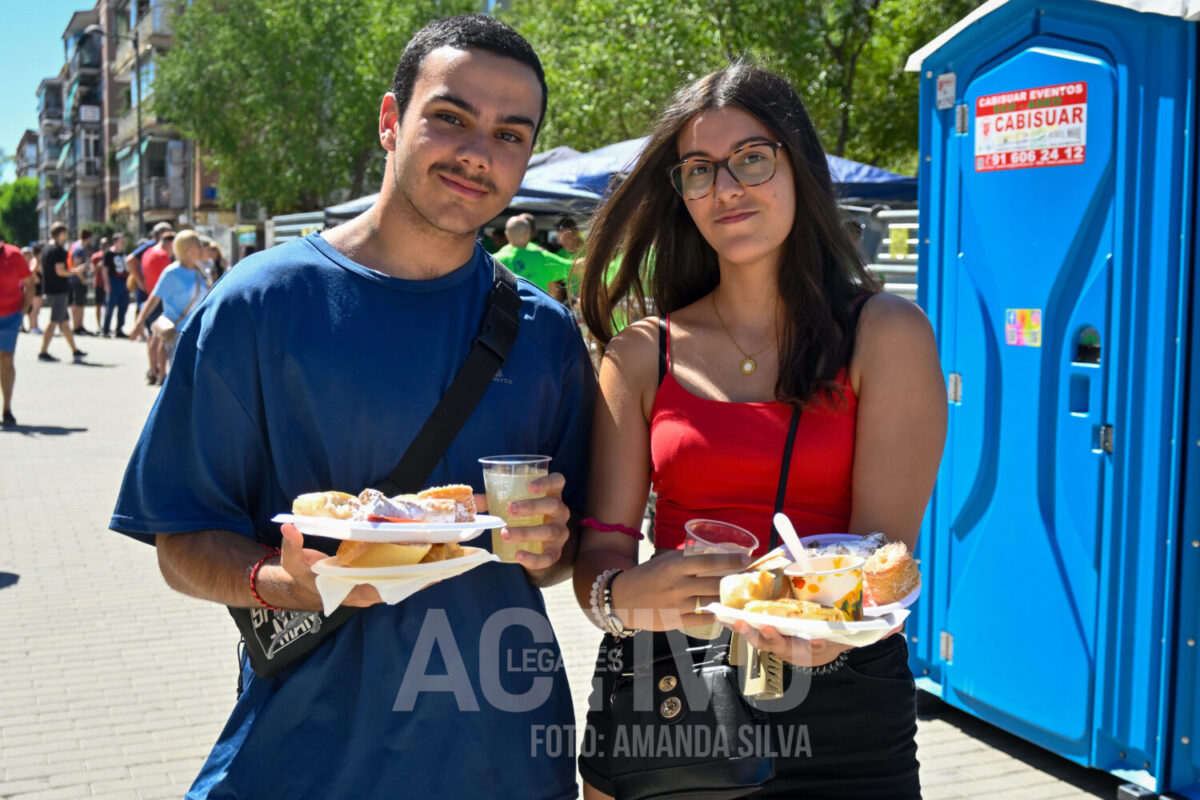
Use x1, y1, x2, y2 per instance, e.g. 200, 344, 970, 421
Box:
863, 541, 921, 605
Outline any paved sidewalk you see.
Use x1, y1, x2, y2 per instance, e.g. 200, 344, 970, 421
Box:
0, 330, 1127, 799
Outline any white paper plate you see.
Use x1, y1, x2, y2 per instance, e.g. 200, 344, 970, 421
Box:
863, 584, 921, 617
271, 513, 502, 543
700, 602, 910, 648
311, 546, 498, 579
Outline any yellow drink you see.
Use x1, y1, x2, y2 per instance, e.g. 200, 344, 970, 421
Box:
480, 456, 551, 563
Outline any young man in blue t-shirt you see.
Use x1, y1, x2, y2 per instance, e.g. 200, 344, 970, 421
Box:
111, 16, 594, 800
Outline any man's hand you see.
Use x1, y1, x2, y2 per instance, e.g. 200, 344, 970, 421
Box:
271, 523, 381, 609
477, 472, 574, 584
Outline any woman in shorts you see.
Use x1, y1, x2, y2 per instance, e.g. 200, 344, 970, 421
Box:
572, 62, 947, 799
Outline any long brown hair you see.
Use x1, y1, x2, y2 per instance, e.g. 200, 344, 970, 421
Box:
579, 61, 879, 407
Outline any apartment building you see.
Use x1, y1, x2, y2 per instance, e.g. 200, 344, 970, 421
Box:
14, 131, 39, 180
32, 0, 231, 242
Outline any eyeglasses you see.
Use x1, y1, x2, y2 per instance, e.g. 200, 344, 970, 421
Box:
668, 140, 784, 200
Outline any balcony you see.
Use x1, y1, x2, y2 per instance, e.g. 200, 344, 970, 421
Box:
67, 41, 103, 82
146, 176, 184, 210
113, 11, 173, 75
74, 157, 104, 185
39, 107, 64, 131
38, 149, 63, 170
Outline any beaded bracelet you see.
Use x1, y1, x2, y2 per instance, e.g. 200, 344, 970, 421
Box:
250, 547, 282, 611
588, 568, 620, 632
581, 517, 645, 540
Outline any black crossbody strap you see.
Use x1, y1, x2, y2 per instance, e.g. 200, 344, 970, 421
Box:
768, 407, 802, 551
374, 257, 522, 495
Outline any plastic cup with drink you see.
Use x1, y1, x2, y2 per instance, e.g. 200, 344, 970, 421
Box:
682, 519, 759, 638
479, 455, 551, 563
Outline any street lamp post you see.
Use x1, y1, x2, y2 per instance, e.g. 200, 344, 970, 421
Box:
85, 23, 144, 237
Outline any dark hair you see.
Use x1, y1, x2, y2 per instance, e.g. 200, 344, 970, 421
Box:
80, 229, 93, 240
580, 61, 880, 407
391, 15, 547, 140
50, 222, 67, 238
556, 215, 578, 232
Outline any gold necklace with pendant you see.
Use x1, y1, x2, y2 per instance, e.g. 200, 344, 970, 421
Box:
711, 293, 771, 376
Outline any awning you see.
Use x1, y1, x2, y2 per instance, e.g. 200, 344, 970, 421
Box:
115, 145, 132, 162
54, 190, 72, 215
56, 140, 73, 171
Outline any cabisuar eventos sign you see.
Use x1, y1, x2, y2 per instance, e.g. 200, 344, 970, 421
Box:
974, 81, 1087, 172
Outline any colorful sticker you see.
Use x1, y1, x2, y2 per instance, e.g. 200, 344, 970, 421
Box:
975, 81, 1087, 172
1006, 309, 1042, 347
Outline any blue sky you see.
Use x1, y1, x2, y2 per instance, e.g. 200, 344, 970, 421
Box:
0, 1, 97, 182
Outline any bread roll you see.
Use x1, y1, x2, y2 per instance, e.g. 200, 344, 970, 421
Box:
863, 541, 921, 606
720, 570, 783, 610
293, 491, 359, 520
335, 539, 432, 567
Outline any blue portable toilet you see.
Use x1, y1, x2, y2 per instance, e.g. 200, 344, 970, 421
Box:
905, 0, 1200, 795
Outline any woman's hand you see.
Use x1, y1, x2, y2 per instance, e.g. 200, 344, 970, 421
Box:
609, 549, 750, 632
729, 620, 906, 668
730, 620, 850, 667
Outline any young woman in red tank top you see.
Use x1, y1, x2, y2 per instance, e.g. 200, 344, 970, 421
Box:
573, 63, 946, 799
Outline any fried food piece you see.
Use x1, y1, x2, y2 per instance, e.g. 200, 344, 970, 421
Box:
335, 539, 432, 567
419, 541, 466, 563
719, 570, 784, 610
417, 485, 477, 522
863, 541, 921, 606
293, 491, 359, 520
744, 599, 848, 623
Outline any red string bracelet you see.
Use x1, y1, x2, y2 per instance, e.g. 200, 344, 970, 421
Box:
581, 518, 645, 540
250, 547, 283, 611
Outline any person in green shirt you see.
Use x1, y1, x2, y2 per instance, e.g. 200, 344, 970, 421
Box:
493, 215, 572, 301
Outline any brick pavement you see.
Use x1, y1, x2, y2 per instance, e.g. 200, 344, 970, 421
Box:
0, 329, 1128, 799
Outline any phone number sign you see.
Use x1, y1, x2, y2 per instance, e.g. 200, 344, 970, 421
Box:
975, 81, 1087, 172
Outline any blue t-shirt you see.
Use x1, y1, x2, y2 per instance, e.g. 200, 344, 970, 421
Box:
110, 233, 595, 800
150, 263, 208, 324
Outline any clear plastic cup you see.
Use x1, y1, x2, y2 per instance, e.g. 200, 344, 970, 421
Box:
682, 519, 759, 638
479, 455, 551, 563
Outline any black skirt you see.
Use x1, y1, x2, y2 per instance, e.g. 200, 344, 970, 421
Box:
579, 632, 920, 800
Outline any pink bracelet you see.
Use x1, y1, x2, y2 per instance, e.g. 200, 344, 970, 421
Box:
581, 518, 645, 540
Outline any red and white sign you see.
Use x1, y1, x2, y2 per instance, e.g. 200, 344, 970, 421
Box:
974, 81, 1087, 172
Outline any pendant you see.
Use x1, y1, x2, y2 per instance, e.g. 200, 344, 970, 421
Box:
740, 357, 757, 375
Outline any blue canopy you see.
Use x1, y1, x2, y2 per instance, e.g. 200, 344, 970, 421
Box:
509, 137, 917, 213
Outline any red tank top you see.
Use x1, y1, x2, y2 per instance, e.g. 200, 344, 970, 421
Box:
649, 317, 857, 557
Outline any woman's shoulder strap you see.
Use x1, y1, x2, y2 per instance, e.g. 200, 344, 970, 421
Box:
658, 316, 668, 387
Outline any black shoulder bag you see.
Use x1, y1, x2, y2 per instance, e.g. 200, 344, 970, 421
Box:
228, 259, 522, 681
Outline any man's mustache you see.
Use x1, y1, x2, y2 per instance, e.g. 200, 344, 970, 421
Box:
431, 163, 497, 194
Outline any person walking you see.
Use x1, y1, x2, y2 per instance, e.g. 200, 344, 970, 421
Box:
110, 16, 593, 799
574, 62, 947, 799
67, 228, 95, 336
138, 224, 175, 383
38, 223, 86, 363
102, 233, 131, 337
130, 230, 210, 378
91, 237, 108, 334
24, 245, 44, 334
0, 232, 35, 426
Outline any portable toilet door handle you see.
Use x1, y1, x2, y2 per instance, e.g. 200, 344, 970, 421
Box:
1092, 424, 1114, 454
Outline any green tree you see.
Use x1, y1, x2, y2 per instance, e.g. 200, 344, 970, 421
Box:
155, 0, 478, 214
0, 178, 39, 246
504, 0, 981, 174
